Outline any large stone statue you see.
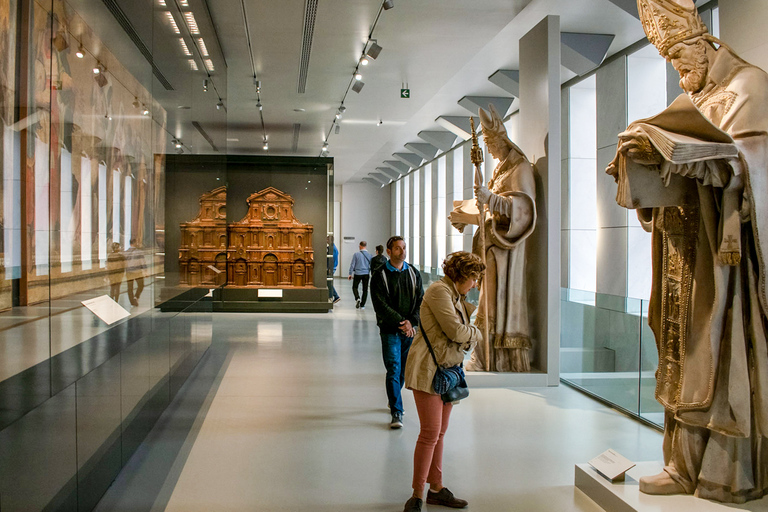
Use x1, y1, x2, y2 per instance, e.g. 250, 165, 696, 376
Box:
607, 0, 768, 503
451, 105, 537, 372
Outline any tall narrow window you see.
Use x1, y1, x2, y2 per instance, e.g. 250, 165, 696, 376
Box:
60, 149, 73, 273
568, 75, 597, 293
81, 157, 92, 270
450, 146, 464, 253
403, 176, 410, 243
112, 169, 120, 244
436, 157, 447, 268
626, 44, 667, 299
124, 175, 132, 249
4, 127, 21, 279
99, 163, 107, 266
411, 171, 420, 265
34, 138, 49, 275
423, 165, 431, 270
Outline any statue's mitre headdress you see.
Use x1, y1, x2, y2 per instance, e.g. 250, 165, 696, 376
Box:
479, 104, 514, 147
637, 0, 709, 57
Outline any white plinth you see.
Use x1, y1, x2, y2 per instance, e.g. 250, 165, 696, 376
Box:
465, 371, 549, 388
575, 462, 768, 511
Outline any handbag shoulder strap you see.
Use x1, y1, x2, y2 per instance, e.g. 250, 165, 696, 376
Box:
419, 325, 440, 367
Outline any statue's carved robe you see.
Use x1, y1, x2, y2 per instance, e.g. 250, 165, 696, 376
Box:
641, 48, 768, 503
466, 152, 536, 372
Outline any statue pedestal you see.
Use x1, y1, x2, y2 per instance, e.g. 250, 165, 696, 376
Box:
575, 462, 768, 511
465, 370, 548, 387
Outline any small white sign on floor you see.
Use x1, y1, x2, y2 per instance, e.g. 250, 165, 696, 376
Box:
588, 449, 636, 482
82, 295, 131, 325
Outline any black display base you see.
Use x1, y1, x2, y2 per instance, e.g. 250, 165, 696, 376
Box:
212, 287, 332, 313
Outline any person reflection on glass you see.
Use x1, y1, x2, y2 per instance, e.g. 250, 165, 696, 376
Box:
107, 242, 126, 303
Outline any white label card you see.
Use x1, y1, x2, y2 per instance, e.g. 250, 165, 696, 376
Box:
258, 289, 283, 298
82, 295, 131, 325
588, 449, 636, 482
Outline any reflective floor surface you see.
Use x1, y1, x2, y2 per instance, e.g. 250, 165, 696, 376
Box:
95, 288, 665, 512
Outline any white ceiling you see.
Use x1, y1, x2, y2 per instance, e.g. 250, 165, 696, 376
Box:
142, 0, 661, 184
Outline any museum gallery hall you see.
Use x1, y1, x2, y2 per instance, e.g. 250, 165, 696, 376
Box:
1, 0, 767, 511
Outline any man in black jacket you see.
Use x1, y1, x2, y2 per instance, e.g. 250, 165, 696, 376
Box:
370, 236, 424, 429
370, 245, 386, 274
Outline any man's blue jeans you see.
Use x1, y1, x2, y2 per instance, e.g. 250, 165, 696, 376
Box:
380, 332, 413, 415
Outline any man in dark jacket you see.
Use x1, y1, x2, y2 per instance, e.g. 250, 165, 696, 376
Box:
370, 236, 424, 429
370, 245, 386, 274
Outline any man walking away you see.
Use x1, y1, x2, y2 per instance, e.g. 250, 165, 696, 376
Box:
370, 245, 386, 274
348, 241, 372, 309
126, 238, 146, 307
370, 236, 424, 429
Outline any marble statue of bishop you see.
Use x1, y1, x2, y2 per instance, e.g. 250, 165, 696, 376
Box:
607, 0, 768, 503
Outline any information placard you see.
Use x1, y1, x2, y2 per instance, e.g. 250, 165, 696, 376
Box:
258, 289, 283, 298
588, 449, 636, 482
82, 295, 131, 325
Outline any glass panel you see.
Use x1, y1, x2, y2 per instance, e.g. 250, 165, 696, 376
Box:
560, 289, 642, 415
411, 171, 419, 264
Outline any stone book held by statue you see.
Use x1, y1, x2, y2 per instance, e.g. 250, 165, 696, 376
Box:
612, 94, 738, 209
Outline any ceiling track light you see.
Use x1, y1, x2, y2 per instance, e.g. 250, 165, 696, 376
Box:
142, 105, 150, 116
94, 64, 108, 87
256, 101, 263, 111
354, 72, 362, 81
132, 97, 140, 109
360, 56, 369, 66
263, 139, 269, 150
382, 0, 394, 10
216, 101, 225, 110
203, 78, 208, 92
351, 80, 364, 93
75, 43, 84, 59
366, 40, 383, 59
173, 139, 182, 149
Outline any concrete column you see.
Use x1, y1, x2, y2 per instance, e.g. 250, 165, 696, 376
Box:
431, 161, 439, 271
462, 141, 473, 252
519, 15, 561, 384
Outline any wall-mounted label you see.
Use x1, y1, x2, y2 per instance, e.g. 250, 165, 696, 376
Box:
258, 289, 283, 298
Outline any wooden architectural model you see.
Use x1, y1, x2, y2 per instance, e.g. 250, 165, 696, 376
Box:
179, 187, 314, 288
179, 186, 228, 286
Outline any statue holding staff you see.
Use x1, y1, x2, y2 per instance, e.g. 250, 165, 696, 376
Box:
450, 105, 537, 372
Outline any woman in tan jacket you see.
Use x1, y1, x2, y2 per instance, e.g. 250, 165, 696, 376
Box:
402, 252, 484, 512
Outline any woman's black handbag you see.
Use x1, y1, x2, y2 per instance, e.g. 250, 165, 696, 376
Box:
420, 325, 469, 403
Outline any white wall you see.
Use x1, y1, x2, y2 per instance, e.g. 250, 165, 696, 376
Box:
720, 0, 768, 73
339, 181, 391, 276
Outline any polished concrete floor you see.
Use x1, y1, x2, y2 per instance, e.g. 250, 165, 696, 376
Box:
95, 290, 665, 512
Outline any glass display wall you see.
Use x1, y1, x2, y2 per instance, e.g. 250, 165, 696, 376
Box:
0, 0, 226, 509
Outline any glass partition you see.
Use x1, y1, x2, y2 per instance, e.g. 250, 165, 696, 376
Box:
560, 288, 663, 427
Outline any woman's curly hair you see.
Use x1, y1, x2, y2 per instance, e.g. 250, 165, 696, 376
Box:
442, 251, 485, 284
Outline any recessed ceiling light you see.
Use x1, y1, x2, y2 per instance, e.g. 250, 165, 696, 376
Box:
177, 105, 191, 109
293, 108, 306, 112
226, 138, 239, 142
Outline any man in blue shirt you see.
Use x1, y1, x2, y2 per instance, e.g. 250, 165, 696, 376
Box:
348, 241, 373, 309
327, 236, 340, 304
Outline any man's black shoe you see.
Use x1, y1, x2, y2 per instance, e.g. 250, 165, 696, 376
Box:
403, 496, 422, 512
390, 412, 403, 429
355, 299, 360, 309
333, 297, 341, 304
426, 488, 468, 508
